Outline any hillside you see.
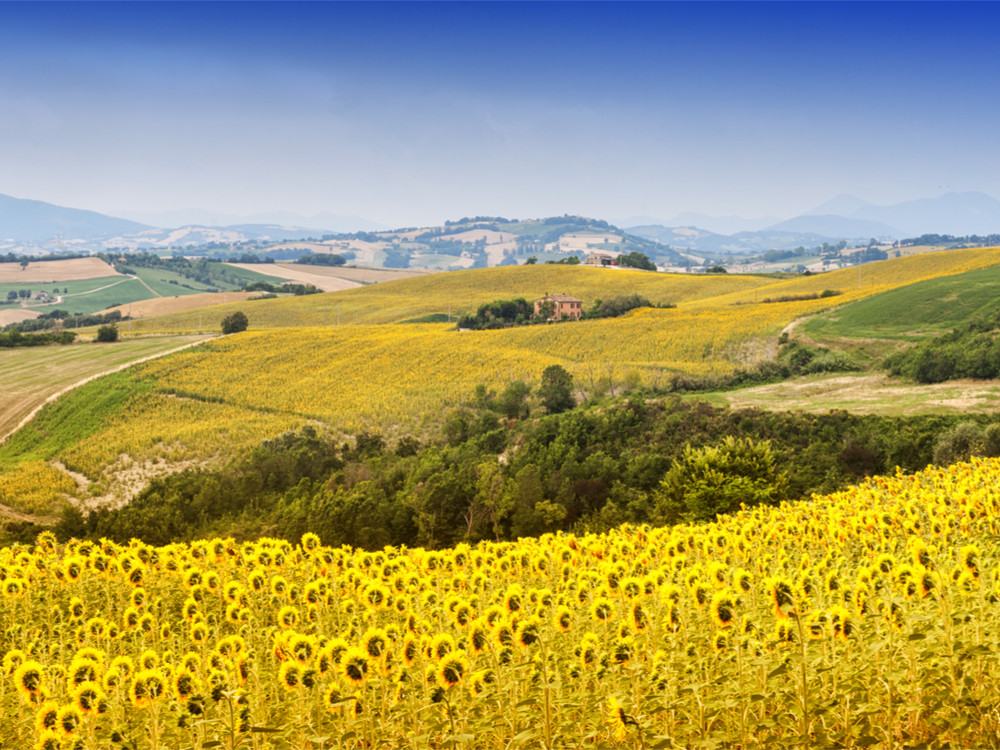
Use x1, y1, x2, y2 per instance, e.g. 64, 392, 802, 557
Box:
2, 246, 999, 518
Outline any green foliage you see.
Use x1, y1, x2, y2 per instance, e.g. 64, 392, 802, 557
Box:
617, 251, 656, 271
296, 253, 345, 266
586, 294, 668, 319
0, 329, 75, 348
47, 387, 999, 550
538, 365, 574, 414
777, 341, 860, 375
456, 298, 533, 330
95, 323, 119, 343
884, 308, 1000, 383
931, 421, 1000, 465
220, 310, 249, 334
654, 437, 789, 523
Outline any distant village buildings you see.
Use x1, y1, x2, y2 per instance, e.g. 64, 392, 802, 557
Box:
533, 292, 583, 321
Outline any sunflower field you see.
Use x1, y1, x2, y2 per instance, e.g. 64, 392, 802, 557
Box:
2, 455, 1000, 748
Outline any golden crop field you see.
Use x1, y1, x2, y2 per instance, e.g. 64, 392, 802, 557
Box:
7, 246, 1000, 513
696, 246, 1000, 308
37, 297, 833, 491
2, 457, 1000, 748
119, 265, 773, 333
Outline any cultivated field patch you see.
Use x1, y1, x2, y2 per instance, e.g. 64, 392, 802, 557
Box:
0, 257, 120, 283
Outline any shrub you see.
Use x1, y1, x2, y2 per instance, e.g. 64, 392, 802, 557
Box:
95, 324, 119, 343
221, 311, 249, 334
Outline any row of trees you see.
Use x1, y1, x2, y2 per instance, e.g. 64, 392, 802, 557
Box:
51, 375, 997, 550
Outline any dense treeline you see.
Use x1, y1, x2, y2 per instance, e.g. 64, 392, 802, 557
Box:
884, 308, 1000, 383
4, 310, 125, 333
456, 294, 670, 330
587, 294, 670, 318
242, 281, 323, 296
54, 387, 998, 550
0, 329, 76, 347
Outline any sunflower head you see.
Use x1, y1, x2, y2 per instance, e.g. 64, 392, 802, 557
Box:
436, 650, 468, 689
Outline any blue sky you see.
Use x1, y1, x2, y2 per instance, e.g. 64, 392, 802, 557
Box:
1, 1, 997, 228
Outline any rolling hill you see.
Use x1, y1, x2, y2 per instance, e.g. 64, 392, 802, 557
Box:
3, 246, 1000, 517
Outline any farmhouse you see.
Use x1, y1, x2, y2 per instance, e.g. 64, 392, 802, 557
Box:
584, 252, 619, 267
533, 292, 583, 321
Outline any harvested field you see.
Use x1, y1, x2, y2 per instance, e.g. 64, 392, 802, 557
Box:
226, 262, 432, 290
0, 308, 40, 326
100, 291, 264, 319
0, 257, 120, 283
714, 373, 1000, 416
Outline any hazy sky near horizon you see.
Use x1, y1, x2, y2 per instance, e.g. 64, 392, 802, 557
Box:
1, 1, 998, 227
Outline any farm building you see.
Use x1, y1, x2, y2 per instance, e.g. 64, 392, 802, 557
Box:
584, 252, 619, 266
533, 292, 583, 321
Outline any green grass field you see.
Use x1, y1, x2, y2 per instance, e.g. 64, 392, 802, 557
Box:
803, 262, 1000, 341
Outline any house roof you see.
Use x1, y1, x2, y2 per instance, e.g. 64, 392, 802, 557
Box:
537, 292, 581, 303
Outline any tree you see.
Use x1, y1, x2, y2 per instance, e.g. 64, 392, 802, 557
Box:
95, 324, 119, 343
538, 364, 575, 414
618, 251, 656, 271
653, 437, 788, 524
221, 311, 249, 334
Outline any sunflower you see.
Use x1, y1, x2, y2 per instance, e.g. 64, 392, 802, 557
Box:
173, 668, 201, 702
340, 647, 369, 685
710, 591, 736, 628
607, 696, 628, 743
34, 700, 59, 736
766, 577, 796, 618
515, 617, 542, 648
66, 657, 99, 690
590, 597, 614, 622
430, 633, 455, 660
322, 682, 343, 713
71, 681, 106, 714
56, 704, 83, 738
279, 662, 302, 691
277, 605, 299, 629
289, 633, 317, 665
361, 628, 389, 660
14, 660, 45, 699
553, 605, 572, 633
828, 605, 854, 640
2, 648, 26, 675
630, 601, 649, 632
578, 633, 599, 669
436, 650, 468, 689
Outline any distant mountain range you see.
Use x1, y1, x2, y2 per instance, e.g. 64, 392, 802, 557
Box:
625, 192, 1000, 255
110, 208, 387, 234
0, 193, 150, 242
2, 190, 1000, 260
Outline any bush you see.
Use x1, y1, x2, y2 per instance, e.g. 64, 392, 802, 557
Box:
933, 421, 986, 466
221, 311, 249, 334
654, 437, 789, 523
95, 324, 119, 343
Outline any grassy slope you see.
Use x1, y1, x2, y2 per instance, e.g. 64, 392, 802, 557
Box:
0, 335, 213, 441
803, 261, 1000, 341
